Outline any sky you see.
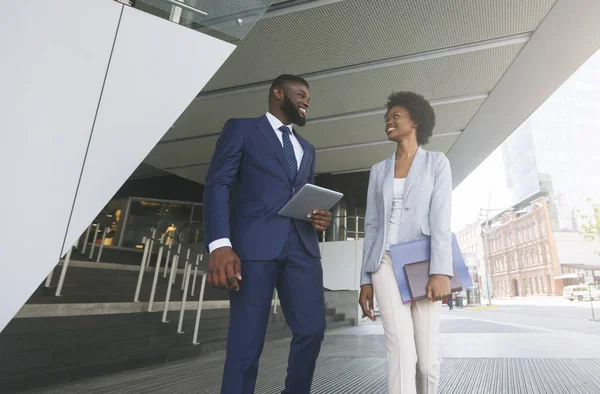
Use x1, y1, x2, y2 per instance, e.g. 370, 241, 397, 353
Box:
451, 146, 511, 232
450, 47, 600, 233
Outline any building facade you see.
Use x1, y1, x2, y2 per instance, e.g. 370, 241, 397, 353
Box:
456, 220, 485, 291
485, 196, 565, 297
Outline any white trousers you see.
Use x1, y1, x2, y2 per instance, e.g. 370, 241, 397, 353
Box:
372, 252, 441, 394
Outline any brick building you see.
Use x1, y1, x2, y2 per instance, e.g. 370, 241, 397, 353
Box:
485, 195, 565, 297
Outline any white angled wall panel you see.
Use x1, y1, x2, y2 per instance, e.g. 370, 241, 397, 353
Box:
0, 1, 235, 334
62, 6, 235, 256
0, 0, 122, 332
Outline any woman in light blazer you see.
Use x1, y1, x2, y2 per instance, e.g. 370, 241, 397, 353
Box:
359, 92, 453, 394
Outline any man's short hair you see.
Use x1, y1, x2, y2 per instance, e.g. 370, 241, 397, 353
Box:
269, 74, 309, 97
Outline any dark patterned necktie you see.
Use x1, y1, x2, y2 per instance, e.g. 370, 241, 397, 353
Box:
279, 125, 297, 180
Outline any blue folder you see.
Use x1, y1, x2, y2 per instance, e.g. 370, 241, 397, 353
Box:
388, 233, 473, 303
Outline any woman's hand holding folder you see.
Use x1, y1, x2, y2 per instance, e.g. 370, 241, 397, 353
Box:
426, 275, 451, 302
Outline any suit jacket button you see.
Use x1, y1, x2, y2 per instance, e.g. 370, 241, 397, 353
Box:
404, 207, 409, 211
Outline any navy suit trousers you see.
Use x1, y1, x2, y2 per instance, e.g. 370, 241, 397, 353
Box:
221, 223, 326, 394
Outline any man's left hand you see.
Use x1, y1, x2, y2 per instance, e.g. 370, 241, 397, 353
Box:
426, 274, 451, 302
308, 210, 332, 232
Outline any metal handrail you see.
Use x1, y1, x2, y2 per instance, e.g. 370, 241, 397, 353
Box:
54, 212, 353, 346
50, 212, 366, 350
134, 227, 208, 344
52, 212, 364, 295
43, 220, 209, 346
50, 222, 109, 296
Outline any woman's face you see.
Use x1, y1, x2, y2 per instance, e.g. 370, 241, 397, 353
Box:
384, 105, 417, 143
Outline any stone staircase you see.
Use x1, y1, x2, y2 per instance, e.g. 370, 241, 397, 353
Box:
0, 248, 354, 392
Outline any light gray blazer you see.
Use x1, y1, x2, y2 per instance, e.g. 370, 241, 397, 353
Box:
360, 147, 453, 286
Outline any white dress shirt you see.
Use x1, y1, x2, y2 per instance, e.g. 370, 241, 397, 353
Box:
265, 112, 304, 168
208, 113, 305, 253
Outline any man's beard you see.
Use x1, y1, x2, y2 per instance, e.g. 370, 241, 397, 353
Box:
281, 96, 306, 126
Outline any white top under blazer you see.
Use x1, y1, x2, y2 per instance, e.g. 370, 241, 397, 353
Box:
385, 178, 406, 250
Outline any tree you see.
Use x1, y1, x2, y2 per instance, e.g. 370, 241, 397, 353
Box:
578, 199, 600, 256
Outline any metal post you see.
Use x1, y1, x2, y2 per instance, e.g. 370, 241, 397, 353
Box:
355, 214, 359, 239
96, 228, 109, 263
343, 214, 348, 240
89, 225, 100, 260
192, 273, 208, 345
163, 242, 173, 278
273, 289, 279, 314
191, 254, 202, 296
55, 247, 73, 296
146, 228, 157, 268
148, 235, 166, 312
162, 245, 182, 322
165, 0, 207, 18
162, 254, 179, 322
118, 197, 132, 248
177, 263, 193, 333
172, 244, 182, 285
483, 219, 492, 305
181, 249, 191, 290
45, 269, 54, 288
134, 238, 150, 302
81, 223, 92, 254
189, 206, 196, 236
482, 191, 493, 306
589, 284, 597, 321
169, 0, 183, 23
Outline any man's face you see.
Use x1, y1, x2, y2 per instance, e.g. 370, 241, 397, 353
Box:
280, 82, 310, 126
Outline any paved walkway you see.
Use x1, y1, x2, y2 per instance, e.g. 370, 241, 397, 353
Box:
26, 303, 600, 393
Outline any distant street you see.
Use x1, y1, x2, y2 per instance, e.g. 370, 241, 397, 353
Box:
466, 296, 600, 336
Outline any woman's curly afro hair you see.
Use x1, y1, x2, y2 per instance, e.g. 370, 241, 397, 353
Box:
386, 92, 435, 145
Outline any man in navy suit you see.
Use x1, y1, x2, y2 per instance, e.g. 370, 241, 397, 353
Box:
203, 74, 332, 394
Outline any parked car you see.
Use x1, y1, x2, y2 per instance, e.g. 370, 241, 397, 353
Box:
563, 285, 600, 301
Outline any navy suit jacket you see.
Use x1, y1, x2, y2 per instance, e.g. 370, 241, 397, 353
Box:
203, 115, 320, 260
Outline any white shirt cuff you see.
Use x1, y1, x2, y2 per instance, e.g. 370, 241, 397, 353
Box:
208, 238, 232, 253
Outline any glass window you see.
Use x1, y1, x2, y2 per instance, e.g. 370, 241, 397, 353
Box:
117, 198, 202, 248
131, 0, 274, 43
122, 200, 163, 248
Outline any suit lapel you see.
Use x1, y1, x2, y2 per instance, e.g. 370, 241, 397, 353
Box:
404, 147, 426, 198
256, 115, 293, 182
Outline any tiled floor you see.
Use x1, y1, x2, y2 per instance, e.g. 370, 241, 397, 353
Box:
27, 305, 600, 393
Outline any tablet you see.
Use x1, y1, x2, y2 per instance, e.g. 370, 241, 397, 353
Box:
278, 184, 344, 221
